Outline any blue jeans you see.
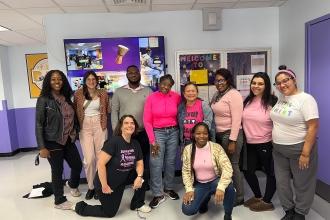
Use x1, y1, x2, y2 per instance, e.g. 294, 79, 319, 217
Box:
182, 178, 236, 216
150, 127, 179, 196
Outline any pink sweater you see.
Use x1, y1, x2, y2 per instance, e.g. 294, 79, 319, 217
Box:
211, 89, 243, 141
143, 91, 181, 144
242, 97, 273, 143
193, 143, 217, 183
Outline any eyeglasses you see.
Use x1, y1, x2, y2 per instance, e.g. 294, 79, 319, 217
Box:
273, 77, 292, 87
214, 79, 226, 85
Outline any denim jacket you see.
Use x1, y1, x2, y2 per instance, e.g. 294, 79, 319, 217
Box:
177, 99, 216, 145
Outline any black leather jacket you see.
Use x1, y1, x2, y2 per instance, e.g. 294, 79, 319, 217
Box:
35, 96, 79, 149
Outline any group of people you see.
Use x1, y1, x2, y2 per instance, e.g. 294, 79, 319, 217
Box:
35, 64, 319, 220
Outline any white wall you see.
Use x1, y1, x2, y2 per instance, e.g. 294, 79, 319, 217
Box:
7, 44, 46, 109
279, 0, 330, 89
44, 8, 279, 85
0, 46, 13, 107
0, 46, 6, 102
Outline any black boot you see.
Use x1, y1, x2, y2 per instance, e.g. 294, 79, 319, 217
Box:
85, 189, 95, 200
224, 214, 232, 220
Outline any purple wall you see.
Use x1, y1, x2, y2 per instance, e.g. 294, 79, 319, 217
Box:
305, 14, 330, 185
0, 100, 37, 154
14, 108, 37, 148
0, 100, 12, 153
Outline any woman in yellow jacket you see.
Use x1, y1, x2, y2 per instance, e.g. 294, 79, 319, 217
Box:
181, 122, 236, 220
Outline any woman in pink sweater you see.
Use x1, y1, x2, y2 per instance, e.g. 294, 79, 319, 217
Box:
143, 74, 181, 209
210, 68, 244, 206
242, 72, 277, 212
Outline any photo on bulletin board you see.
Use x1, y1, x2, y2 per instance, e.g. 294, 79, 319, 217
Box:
176, 51, 221, 103
64, 36, 165, 93
25, 53, 49, 98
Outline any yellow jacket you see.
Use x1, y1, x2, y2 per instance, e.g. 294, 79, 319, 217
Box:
182, 141, 233, 192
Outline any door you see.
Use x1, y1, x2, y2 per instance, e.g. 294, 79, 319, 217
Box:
306, 13, 330, 200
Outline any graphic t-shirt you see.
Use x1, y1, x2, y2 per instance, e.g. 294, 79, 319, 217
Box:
183, 99, 204, 140
270, 92, 319, 145
94, 136, 143, 190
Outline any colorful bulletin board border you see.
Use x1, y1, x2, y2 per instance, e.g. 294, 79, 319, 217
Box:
25, 53, 49, 98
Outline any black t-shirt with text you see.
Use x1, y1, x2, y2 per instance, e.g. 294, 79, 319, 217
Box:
94, 136, 143, 190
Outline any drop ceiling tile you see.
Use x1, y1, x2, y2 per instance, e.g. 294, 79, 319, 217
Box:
62, 6, 108, 13
53, 0, 105, 7
16, 28, 46, 42
0, 0, 56, 8
17, 7, 64, 24
193, 2, 236, 9
234, 1, 274, 8
107, 5, 149, 13
152, 4, 193, 11
0, 31, 40, 45
152, 0, 195, 4
0, 10, 41, 30
196, 0, 237, 3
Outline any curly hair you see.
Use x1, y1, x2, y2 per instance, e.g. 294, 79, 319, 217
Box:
40, 70, 73, 103
159, 74, 175, 86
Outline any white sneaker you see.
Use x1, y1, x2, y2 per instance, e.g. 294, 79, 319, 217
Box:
55, 201, 74, 210
66, 181, 81, 197
136, 204, 152, 213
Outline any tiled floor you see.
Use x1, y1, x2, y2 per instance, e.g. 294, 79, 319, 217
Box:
0, 151, 326, 220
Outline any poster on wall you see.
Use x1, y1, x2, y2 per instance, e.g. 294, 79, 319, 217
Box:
64, 36, 165, 93
25, 53, 49, 98
176, 51, 221, 102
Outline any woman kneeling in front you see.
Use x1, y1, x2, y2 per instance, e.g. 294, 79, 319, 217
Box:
181, 122, 236, 220
74, 115, 151, 217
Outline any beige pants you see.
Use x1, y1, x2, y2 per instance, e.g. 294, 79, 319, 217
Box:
79, 115, 107, 189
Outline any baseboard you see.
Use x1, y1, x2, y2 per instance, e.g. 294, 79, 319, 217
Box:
0, 147, 37, 157
312, 193, 330, 219
316, 180, 330, 202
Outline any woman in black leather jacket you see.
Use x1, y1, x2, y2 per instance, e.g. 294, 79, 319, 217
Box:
35, 70, 82, 210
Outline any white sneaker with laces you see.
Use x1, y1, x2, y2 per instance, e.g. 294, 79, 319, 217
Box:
54, 201, 74, 210
136, 204, 152, 213
66, 181, 81, 197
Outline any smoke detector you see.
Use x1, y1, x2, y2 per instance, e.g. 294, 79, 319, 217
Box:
113, 0, 146, 5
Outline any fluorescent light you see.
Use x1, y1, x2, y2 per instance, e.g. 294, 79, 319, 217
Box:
0, 25, 10, 31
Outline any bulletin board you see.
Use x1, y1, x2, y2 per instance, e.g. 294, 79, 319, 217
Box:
176, 48, 271, 100
175, 50, 222, 103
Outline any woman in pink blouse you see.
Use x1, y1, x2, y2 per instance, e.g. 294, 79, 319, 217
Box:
211, 68, 244, 206
143, 74, 181, 209
242, 72, 277, 212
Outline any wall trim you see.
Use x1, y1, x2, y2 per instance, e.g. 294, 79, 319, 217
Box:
0, 147, 37, 157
